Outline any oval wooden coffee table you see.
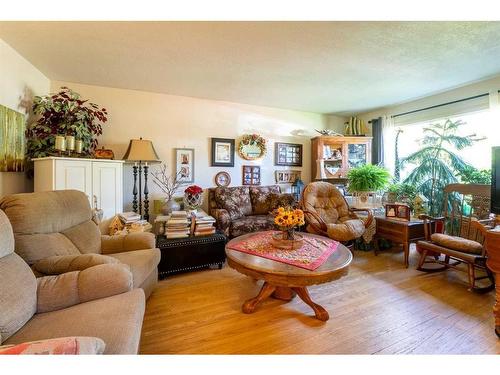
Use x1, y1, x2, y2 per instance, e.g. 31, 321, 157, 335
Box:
225, 232, 352, 321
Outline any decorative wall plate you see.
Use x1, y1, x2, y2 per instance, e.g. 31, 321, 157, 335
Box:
215, 171, 231, 187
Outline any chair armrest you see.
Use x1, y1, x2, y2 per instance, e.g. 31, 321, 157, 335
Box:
213, 208, 231, 235
101, 232, 156, 254
350, 208, 373, 228
32, 254, 119, 275
303, 209, 328, 234
418, 214, 445, 240
36, 264, 133, 313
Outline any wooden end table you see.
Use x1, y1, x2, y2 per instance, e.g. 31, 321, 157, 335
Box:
225, 232, 352, 321
373, 217, 429, 268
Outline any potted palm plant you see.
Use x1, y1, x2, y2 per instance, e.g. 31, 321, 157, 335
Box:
347, 164, 391, 203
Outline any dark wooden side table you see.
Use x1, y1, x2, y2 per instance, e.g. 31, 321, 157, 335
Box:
373, 217, 429, 268
156, 232, 227, 278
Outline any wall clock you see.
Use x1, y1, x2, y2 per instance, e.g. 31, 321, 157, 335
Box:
214, 171, 231, 187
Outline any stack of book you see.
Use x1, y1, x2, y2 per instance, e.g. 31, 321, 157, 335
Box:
118, 212, 141, 225
165, 211, 191, 239
118, 212, 152, 233
194, 213, 216, 236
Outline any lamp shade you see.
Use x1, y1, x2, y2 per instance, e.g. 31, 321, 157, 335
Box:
122, 138, 160, 163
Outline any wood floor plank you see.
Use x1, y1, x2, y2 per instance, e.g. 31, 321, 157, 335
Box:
140, 247, 500, 354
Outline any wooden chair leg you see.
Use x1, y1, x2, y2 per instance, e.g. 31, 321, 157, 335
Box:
417, 249, 428, 270
467, 263, 476, 291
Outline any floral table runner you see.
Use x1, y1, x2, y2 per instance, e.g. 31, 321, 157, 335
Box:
226, 231, 339, 271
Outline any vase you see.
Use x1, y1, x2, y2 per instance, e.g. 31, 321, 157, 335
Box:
162, 199, 180, 215
271, 229, 304, 250
184, 192, 203, 211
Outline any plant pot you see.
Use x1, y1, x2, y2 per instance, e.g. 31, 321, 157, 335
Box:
271, 231, 304, 250
184, 192, 203, 211
162, 199, 180, 215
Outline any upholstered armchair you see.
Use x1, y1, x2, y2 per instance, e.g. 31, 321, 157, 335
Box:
0, 209, 146, 354
300, 181, 373, 244
0, 190, 160, 298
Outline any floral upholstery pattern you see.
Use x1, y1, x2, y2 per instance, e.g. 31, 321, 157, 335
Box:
230, 215, 275, 238
209, 185, 297, 238
249, 186, 281, 214
213, 187, 252, 220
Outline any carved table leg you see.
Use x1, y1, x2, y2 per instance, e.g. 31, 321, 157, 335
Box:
292, 287, 330, 321
242, 282, 276, 314
272, 286, 296, 301
494, 274, 500, 338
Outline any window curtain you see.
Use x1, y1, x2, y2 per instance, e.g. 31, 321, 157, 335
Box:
371, 117, 383, 165
381, 115, 395, 176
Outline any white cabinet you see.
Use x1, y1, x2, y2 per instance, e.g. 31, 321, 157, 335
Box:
33, 157, 124, 219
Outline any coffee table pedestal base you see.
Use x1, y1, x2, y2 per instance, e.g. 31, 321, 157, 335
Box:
242, 282, 329, 321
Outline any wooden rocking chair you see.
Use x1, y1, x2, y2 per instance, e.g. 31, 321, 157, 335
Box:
416, 183, 495, 293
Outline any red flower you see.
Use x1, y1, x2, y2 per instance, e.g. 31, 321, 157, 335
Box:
185, 185, 203, 195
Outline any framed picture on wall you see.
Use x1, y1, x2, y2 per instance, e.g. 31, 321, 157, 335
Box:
211, 138, 235, 167
242, 165, 261, 185
274, 142, 303, 167
275, 170, 301, 184
175, 148, 195, 183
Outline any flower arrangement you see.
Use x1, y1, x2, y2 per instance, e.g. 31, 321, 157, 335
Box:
185, 185, 203, 196
184, 184, 204, 211
273, 207, 305, 240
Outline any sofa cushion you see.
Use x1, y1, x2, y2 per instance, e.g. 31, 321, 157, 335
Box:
326, 219, 365, 242
4, 289, 145, 354
0, 336, 106, 355
214, 187, 252, 220
249, 186, 281, 214
230, 215, 275, 238
108, 248, 161, 288
430, 233, 483, 255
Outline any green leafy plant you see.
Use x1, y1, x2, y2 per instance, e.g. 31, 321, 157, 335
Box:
26, 87, 108, 172
400, 119, 484, 216
385, 182, 418, 210
457, 165, 491, 184
347, 164, 391, 192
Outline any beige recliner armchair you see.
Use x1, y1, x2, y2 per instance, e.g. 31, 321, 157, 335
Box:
301, 181, 373, 244
0, 190, 160, 298
0, 209, 146, 354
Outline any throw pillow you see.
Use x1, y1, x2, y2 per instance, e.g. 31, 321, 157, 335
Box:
249, 186, 281, 215
214, 187, 252, 220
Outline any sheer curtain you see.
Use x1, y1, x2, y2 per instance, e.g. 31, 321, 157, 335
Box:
381, 115, 395, 176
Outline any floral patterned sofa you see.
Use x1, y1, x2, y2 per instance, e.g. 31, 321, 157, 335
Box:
208, 185, 295, 238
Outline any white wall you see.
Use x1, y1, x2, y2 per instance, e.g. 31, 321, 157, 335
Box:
51, 81, 335, 213
0, 39, 50, 197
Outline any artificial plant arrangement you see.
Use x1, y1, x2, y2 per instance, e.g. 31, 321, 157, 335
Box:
26, 87, 108, 169
347, 164, 391, 193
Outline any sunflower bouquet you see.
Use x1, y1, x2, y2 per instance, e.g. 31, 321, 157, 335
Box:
273, 207, 305, 240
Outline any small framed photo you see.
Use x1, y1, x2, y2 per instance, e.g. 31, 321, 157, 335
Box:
385, 203, 410, 221
275, 170, 301, 184
211, 138, 235, 167
175, 148, 195, 183
275, 142, 303, 167
242, 165, 261, 185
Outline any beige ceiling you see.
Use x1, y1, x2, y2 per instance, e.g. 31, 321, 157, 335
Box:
1, 21, 500, 115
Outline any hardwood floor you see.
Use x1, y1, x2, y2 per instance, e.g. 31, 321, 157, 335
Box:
140, 246, 500, 354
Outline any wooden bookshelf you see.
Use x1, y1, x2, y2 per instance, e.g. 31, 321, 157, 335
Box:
311, 136, 372, 180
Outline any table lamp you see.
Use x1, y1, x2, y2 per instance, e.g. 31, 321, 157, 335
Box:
122, 138, 160, 221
